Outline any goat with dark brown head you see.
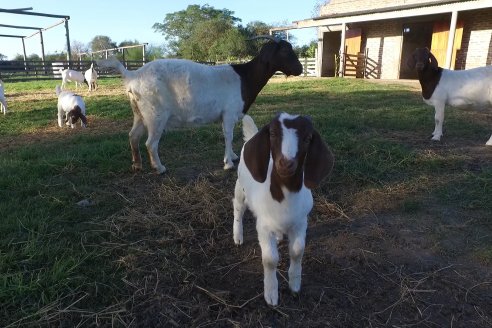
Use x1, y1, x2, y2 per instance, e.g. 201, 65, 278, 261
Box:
407, 47, 492, 145
232, 113, 334, 306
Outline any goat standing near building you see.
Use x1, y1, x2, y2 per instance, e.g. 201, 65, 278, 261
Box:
407, 47, 492, 145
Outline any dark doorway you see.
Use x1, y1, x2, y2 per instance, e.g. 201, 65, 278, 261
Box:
322, 31, 341, 77
400, 22, 433, 79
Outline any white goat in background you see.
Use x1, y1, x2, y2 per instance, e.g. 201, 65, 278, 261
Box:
60, 68, 88, 90
233, 113, 335, 306
84, 63, 98, 91
97, 37, 303, 174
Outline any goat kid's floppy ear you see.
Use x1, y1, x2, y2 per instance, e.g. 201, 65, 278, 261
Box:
304, 130, 335, 189
244, 124, 271, 183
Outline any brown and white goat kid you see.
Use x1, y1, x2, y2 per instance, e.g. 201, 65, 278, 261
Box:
56, 85, 87, 128
232, 113, 334, 306
407, 47, 492, 145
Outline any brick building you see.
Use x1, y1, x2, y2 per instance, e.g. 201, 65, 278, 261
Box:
288, 0, 492, 79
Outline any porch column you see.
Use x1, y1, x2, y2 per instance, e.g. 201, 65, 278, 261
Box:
339, 22, 347, 76
445, 10, 458, 69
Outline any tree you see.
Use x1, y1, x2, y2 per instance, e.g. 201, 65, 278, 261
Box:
152, 4, 242, 59
0, 53, 6, 61
90, 35, 117, 52
71, 40, 88, 58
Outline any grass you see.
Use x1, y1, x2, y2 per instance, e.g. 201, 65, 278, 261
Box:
0, 76, 491, 327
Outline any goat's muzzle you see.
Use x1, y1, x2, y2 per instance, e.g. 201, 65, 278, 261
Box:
276, 156, 298, 177
415, 62, 425, 71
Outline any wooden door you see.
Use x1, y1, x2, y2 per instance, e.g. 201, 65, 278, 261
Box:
345, 28, 362, 55
431, 21, 464, 68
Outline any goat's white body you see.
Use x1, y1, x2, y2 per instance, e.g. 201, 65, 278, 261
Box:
424, 66, 492, 145
56, 87, 86, 128
0, 79, 6, 115
61, 69, 85, 89
84, 64, 98, 91
233, 114, 312, 306
101, 58, 244, 173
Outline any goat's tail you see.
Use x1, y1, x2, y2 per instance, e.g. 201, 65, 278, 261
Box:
96, 58, 131, 78
242, 115, 259, 143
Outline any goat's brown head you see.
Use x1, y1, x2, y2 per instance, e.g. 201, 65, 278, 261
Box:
256, 38, 303, 76
244, 113, 334, 201
407, 47, 439, 71
66, 105, 87, 128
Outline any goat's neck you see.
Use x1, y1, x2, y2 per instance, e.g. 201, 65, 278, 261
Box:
417, 66, 443, 100
232, 58, 276, 113
269, 166, 304, 203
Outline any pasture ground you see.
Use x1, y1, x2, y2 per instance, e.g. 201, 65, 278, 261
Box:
0, 77, 491, 327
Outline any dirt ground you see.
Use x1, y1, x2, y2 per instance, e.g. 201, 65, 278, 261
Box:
98, 133, 491, 327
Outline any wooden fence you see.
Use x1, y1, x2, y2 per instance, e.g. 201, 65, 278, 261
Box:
0, 60, 146, 81
340, 49, 381, 79
0, 56, 318, 81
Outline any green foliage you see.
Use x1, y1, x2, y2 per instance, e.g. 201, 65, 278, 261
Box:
153, 4, 250, 61
89, 35, 117, 52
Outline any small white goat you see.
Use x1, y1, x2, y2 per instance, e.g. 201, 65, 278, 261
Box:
407, 47, 492, 145
55, 85, 87, 128
84, 63, 98, 91
0, 79, 7, 115
97, 37, 303, 174
233, 113, 334, 306
60, 68, 88, 90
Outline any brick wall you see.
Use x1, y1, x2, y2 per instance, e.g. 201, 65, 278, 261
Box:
351, 21, 403, 79
320, 0, 445, 16
458, 9, 492, 68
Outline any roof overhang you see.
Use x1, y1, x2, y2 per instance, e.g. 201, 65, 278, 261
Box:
292, 0, 492, 29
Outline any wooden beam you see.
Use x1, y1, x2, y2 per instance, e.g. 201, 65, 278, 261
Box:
0, 34, 25, 38
0, 23, 41, 30
0, 8, 69, 19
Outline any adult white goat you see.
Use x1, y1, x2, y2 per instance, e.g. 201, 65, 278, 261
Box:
84, 63, 98, 91
0, 79, 7, 115
233, 113, 334, 306
97, 37, 303, 174
407, 47, 492, 145
60, 68, 88, 90
56, 85, 87, 128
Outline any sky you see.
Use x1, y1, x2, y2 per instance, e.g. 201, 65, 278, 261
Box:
0, 1, 322, 60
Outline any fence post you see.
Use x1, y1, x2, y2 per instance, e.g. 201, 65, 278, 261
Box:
304, 57, 308, 77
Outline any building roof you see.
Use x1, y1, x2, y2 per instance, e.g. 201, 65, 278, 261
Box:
293, 0, 492, 28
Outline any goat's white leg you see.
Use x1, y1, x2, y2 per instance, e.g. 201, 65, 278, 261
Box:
0, 99, 6, 115
129, 115, 145, 171
431, 104, 445, 141
57, 107, 64, 128
287, 219, 307, 294
233, 180, 246, 245
222, 116, 239, 170
144, 114, 168, 174
258, 229, 279, 306
486, 134, 492, 146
